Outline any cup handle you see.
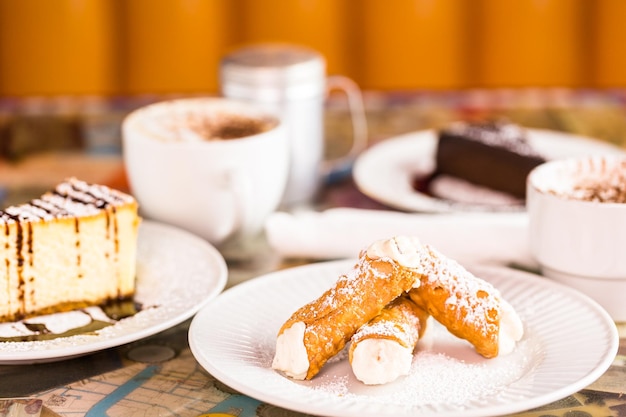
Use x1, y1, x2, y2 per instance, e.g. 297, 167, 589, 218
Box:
322, 75, 368, 181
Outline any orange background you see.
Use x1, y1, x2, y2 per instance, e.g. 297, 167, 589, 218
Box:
0, 0, 624, 97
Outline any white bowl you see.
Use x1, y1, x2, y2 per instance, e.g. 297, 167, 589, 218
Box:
527, 155, 626, 322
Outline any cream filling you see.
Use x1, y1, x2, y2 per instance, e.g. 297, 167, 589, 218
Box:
351, 339, 413, 385
498, 299, 524, 355
366, 236, 423, 269
272, 321, 309, 379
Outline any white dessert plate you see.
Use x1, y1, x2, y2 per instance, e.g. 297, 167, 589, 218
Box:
189, 260, 618, 417
0, 220, 227, 365
353, 128, 626, 213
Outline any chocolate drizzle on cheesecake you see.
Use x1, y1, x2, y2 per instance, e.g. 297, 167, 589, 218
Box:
74, 218, 82, 278
0, 178, 138, 322
0, 178, 132, 222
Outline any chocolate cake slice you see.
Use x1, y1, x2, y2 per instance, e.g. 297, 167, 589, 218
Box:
435, 120, 546, 199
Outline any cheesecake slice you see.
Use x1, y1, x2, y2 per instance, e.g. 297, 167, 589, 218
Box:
0, 178, 140, 322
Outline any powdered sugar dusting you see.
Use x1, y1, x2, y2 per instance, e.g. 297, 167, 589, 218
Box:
299, 253, 393, 317
420, 244, 500, 336
354, 320, 410, 341
308, 322, 533, 409
351, 298, 423, 348
364, 236, 503, 336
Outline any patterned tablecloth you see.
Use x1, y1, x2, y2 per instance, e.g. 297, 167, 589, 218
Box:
1, 320, 625, 417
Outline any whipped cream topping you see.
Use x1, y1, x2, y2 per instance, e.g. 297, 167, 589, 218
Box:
351, 338, 413, 385
272, 321, 309, 380
366, 236, 424, 270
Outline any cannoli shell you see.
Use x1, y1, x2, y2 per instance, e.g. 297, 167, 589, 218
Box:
349, 295, 428, 358
278, 251, 426, 379
408, 244, 502, 358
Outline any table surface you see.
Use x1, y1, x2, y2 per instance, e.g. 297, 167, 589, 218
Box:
1, 91, 626, 417
1, 173, 625, 417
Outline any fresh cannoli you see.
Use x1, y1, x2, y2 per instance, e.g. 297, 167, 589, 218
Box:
349, 295, 429, 385
272, 236, 428, 380
408, 244, 523, 358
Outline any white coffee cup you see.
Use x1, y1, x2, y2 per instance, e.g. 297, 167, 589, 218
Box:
527, 155, 626, 321
122, 97, 288, 247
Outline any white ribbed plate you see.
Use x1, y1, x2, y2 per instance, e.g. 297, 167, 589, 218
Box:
0, 221, 227, 364
189, 260, 618, 417
353, 128, 625, 213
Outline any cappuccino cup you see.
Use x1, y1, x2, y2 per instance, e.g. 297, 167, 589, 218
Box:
122, 97, 288, 247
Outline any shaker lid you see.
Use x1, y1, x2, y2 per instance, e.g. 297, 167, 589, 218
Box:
220, 43, 326, 100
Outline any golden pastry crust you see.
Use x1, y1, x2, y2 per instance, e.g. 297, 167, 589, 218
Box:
276, 250, 427, 380
349, 295, 428, 357
273, 236, 523, 382
408, 244, 503, 358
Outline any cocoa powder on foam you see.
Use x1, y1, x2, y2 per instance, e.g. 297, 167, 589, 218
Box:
151, 109, 278, 142
549, 159, 626, 204
569, 175, 626, 203
182, 113, 277, 140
